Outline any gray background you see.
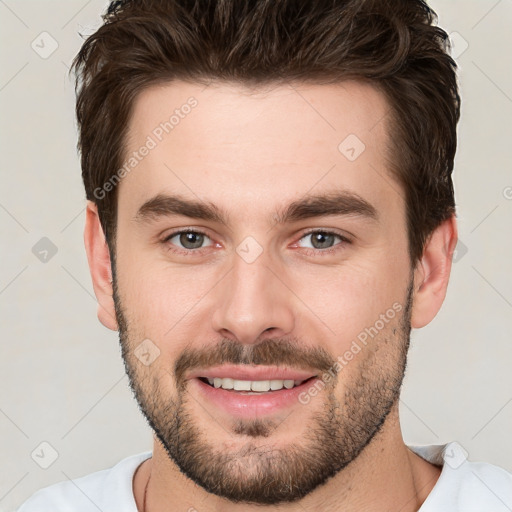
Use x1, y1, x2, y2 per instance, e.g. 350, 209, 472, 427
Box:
1, 0, 511, 510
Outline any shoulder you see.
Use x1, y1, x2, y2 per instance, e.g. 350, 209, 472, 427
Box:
453, 458, 512, 509
410, 442, 512, 511
16, 451, 152, 512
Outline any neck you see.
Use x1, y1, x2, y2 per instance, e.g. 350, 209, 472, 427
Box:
134, 405, 441, 512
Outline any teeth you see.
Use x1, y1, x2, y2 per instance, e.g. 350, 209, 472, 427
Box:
270, 379, 284, 390
284, 379, 295, 389
233, 380, 251, 391
251, 380, 271, 392
221, 377, 233, 389
206, 377, 304, 392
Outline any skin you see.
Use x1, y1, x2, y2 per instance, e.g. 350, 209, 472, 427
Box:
84, 79, 457, 511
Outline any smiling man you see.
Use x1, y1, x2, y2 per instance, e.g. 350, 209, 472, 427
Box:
17, 0, 512, 511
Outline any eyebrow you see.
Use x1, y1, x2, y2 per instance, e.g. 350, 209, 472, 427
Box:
134, 191, 379, 226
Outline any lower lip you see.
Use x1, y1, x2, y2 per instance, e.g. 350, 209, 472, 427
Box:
190, 377, 319, 418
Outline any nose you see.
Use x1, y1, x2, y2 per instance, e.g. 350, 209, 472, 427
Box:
211, 247, 295, 345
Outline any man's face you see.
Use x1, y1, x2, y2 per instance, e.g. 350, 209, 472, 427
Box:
112, 80, 415, 504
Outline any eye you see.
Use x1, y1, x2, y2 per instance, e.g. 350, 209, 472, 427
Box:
296, 230, 350, 255
161, 228, 351, 257
163, 229, 213, 254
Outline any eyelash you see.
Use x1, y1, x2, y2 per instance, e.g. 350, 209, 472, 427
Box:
161, 228, 351, 257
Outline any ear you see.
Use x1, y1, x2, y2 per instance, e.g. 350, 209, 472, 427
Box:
84, 200, 118, 331
411, 214, 458, 329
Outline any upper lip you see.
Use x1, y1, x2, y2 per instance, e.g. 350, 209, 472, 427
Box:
187, 365, 318, 382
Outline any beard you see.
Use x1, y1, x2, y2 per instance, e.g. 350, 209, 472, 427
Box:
112, 264, 414, 505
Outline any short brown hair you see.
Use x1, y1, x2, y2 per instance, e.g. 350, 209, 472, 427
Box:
71, 0, 460, 266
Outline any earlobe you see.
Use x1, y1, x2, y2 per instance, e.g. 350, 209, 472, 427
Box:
83, 200, 119, 331
410, 215, 458, 329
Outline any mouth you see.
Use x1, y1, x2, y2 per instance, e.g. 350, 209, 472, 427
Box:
187, 366, 321, 418
198, 376, 316, 394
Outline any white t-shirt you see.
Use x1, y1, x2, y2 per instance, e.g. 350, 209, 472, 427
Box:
16, 442, 512, 511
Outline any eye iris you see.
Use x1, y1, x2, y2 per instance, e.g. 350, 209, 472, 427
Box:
311, 232, 335, 249
180, 232, 204, 249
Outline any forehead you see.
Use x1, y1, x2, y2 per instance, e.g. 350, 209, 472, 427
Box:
119, 79, 401, 224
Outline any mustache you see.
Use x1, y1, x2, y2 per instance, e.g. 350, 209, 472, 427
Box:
174, 337, 337, 386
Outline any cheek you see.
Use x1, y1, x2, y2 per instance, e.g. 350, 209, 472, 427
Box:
287, 262, 407, 378
293, 259, 402, 332
117, 260, 217, 353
